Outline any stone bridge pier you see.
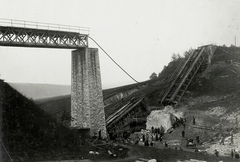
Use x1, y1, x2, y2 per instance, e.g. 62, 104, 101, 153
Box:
71, 48, 106, 138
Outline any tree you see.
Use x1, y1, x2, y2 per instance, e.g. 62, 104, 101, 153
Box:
171, 53, 181, 61
183, 48, 194, 59
149, 72, 158, 80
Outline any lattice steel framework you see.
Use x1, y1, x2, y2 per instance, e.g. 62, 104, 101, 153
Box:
159, 46, 210, 106
0, 26, 88, 49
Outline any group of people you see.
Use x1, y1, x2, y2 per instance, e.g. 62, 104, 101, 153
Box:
132, 126, 166, 147
151, 126, 165, 142
172, 117, 187, 129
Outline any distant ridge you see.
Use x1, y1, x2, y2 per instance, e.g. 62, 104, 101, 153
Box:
8, 83, 71, 99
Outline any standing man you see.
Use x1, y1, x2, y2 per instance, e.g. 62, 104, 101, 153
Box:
220, 135, 224, 145
230, 134, 234, 145
215, 149, 219, 157
182, 130, 185, 137
193, 116, 196, 125
196, 136, 200, 145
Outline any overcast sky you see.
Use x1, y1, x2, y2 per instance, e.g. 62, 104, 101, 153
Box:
0, 0, 239, 89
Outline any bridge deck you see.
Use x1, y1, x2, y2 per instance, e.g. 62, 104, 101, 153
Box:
0, 26, 88, 49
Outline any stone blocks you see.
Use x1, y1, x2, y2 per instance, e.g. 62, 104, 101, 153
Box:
71, 48, 106, 138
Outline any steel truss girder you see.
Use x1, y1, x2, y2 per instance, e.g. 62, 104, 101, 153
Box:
106, 98, 144, 128
0, 26, 88, 49
160, 47, 208, 106
170, 51, 208, 102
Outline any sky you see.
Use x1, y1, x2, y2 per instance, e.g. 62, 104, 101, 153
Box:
0, 0, 240, 89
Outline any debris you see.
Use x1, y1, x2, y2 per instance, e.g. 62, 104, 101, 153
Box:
206, 106, 226, 116
129, 129, 153, 145
231, 69, 237, 74
189, 159, 207, 162
88, 151, 100, 155
92, 136, 99, 144
95, 152, 99, 155
166, 139, 181, 145
107, 150, 113, 156
85, 139, 102, 150
138, 158, 157, 162
186, 138, 196, 147
220, 75, 229, 78
177, 159, 207, 162
206, 133, 240, 156
139, 158, 150, 162
148, 159, 157, 162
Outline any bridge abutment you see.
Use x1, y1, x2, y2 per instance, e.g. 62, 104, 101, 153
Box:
71, 48, 106, 138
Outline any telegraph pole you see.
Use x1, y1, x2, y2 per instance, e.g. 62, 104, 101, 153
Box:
235, 35, 237, 46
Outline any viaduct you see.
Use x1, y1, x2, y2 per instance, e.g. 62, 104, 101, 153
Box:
0, 19, 107, 138
0, 19, 219, 140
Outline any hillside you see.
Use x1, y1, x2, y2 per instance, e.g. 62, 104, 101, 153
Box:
36, 95, 71, 123
0, 81, 90, 161
9, 82, 145, 101
159, 46, 240, 157
182, 46, 240, 111
0, 80, 133, 161
8, 83, 71, 99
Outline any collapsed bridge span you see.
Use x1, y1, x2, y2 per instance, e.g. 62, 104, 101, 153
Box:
158, 45, 217, 106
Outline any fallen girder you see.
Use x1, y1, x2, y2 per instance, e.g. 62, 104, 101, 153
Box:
159, 45, 217, 106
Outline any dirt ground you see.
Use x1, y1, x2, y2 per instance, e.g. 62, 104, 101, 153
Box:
94, 143, 239, 162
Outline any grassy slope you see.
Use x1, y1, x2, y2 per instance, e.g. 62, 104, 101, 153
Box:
36, 95, 71, 122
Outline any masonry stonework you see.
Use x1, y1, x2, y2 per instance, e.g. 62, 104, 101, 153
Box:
0, 80, 3, 160
71, 48, 107, 138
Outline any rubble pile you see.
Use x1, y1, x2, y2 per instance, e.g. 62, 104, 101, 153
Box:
187, 96, 220, 106
129, 129, 154, 144
205, 106, 227, 116
206, 133, 240, 156
221, 107, 240, 125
